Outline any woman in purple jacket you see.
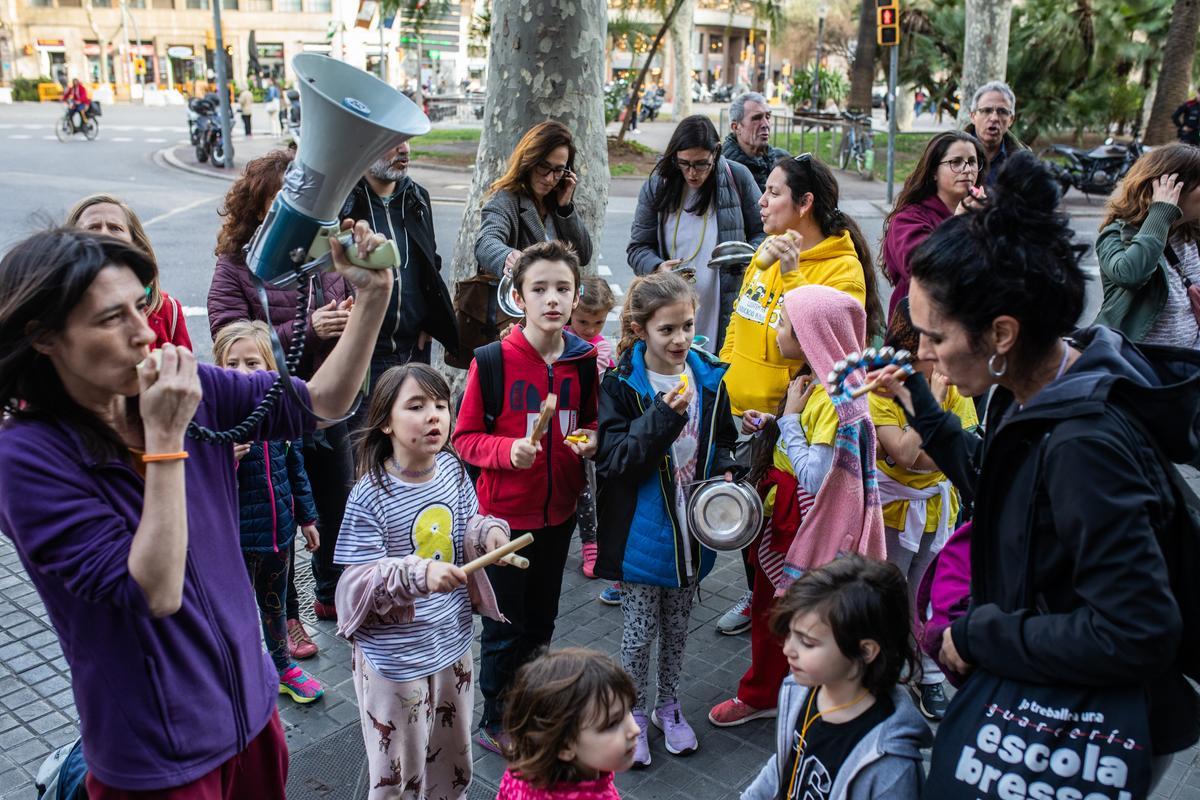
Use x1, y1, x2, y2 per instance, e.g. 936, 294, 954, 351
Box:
881, 132, 987, 319
207, 149, 357, 652
0, 223, 390, 797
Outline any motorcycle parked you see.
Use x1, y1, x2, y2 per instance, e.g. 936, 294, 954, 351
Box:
1039, 137, 1146, 198
191, 96, 228, 169
639, 88, 664, 122
285, 88, 301, 141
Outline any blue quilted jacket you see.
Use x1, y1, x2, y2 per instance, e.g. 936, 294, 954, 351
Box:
235, 439, 317, 553
594, 343, 741, 588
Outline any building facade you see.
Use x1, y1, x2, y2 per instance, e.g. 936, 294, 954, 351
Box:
1, 0, 476, 97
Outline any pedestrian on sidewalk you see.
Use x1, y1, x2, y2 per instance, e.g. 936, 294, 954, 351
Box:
711, 283, 887, 729
452, 241, 599, 755
335, 363, 511, 799
1095, 143, 1200, 350
0, 222, 394, 798
723, 92, 790, 191
868, 301, 977, 722
741, 556, 932, 800
627, 114, 764, 355
214, 320, 325, 704
870, 152, 1200, 797
207, 149, 355, 648
961, 80, 1028, 187
67, 194, 192, 351
718, 155, 882, 636
498, 648, 639, 798
239, 86, 255, 136
265, 78, 282, 138
594, 272, 741, 766
476, 121, 593, 280
565, 276, 617, 579
880, 132, 986, 319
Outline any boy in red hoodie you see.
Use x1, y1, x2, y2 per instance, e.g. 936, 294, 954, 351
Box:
453, 240, 599, 752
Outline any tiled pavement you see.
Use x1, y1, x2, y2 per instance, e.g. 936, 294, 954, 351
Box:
3, 507, 1200, 799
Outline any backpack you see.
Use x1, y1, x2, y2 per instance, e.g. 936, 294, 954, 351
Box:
471, 341, 596, 433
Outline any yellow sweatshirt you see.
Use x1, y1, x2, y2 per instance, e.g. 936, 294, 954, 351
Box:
719, 230, 867, 417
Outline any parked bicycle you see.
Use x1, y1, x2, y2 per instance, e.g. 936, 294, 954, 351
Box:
55, 104, 100, 142
838, 111, 874, 178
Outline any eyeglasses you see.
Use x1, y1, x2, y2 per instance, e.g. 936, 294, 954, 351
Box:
675, 157, 714, 173
973, 105, 1013, 119
939, 156, 981, 174
534, 161, 569, 179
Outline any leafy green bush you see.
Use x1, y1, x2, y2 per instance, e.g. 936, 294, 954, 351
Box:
605, 80, 628, 124
13, 77, 56, 102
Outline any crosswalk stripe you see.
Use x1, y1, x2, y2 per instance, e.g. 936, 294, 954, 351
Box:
597, 264, 612, 276
10, 134, 30, 139
609, 282, 623, 297
182, 306, 208, 317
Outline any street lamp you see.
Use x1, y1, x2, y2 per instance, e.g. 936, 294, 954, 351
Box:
810, 2, 829, 110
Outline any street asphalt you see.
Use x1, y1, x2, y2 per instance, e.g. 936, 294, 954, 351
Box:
0, 100, 1195, 799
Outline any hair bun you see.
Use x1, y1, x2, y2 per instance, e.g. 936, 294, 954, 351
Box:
988, 150, 1062, 217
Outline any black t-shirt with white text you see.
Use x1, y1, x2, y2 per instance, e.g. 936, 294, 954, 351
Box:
778, 691, 894, 800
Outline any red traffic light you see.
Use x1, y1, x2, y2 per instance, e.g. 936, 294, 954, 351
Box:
877, 1, 900, 46
881, 8, 894, 24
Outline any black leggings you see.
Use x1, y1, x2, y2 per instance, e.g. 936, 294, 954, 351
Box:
244, 547, 291, 672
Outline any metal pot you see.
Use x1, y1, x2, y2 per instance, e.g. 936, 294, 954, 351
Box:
687, 480, 763, 551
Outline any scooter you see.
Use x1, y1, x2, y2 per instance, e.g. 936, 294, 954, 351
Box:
1039, 138, 1146, 198
191, 97, 228, 168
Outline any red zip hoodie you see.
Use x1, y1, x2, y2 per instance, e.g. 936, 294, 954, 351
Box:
453, 326, 598, 529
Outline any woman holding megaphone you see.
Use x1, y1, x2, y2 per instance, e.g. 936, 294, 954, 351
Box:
0, 221, 390, 798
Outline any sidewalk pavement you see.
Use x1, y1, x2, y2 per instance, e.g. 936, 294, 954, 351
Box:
4, 500, 1200, 799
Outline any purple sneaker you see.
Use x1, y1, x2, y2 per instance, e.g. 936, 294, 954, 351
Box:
652, 698, 698, 755
476, 725, 510, 756
632, 708, 651, 768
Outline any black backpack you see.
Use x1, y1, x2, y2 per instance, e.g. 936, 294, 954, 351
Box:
471, 341, 597, 433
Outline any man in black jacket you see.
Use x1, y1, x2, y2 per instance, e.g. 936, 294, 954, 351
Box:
1173, 90, 1200, 146
721, 91, 789, 191
340, 140, 459, 383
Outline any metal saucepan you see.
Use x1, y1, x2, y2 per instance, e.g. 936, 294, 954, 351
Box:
687, 479, 764, 551
496, 273, 524, 318
708, 240, 757, 270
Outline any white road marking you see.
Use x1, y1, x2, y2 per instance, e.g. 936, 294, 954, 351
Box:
10, 134, 31, 139
112, 136, 133, 142
182, 306, 208, 317
597, 264, 612, 276
143, 195, 221, 227
609, 282, 623, 297
146, 137, 167, 143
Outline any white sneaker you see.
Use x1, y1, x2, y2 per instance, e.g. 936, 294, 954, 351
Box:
716, 591, 753, 635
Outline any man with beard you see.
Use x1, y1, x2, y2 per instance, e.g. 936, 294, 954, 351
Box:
963, 80, 1029, 186
722, 92, 789, 191
340, 141, 458, 418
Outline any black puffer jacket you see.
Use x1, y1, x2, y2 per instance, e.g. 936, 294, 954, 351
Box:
911, 326, 1200, 754
236, 439, 318, 553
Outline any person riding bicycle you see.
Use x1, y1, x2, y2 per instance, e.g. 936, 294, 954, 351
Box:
63, 79, 90, 128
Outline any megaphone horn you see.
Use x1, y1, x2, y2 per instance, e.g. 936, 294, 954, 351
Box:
245, 54, 431, 287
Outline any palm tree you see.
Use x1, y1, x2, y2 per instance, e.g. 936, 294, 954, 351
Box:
1145, 0, 1200, 144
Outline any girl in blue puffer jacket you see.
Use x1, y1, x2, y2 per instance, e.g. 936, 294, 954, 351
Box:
214, 320, 324, 704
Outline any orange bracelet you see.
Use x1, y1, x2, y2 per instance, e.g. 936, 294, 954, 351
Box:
141, 451, 189, 463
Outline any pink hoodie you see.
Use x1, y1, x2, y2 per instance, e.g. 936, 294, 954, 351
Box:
497, 770, 620, 799
777, 285, 886, 587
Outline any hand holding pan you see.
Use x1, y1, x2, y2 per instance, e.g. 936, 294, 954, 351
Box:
463, 533, 535, 575
827, 347, 915, 399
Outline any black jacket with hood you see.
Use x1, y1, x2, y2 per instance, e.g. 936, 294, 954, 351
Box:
341, 176, 458, 358
910, 326, 1200, 754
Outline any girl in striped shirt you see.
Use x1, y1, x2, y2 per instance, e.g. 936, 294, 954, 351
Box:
334, 363, 511, 799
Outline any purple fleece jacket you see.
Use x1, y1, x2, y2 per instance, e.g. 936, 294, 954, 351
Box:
882, 194, 953, 317
0, 364, 315, 790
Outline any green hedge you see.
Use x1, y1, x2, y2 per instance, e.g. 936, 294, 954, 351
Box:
13, 77, 56, 102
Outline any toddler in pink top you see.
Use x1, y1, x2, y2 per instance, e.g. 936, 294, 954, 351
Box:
566, 277, 616, 577
497, 648, 638, 799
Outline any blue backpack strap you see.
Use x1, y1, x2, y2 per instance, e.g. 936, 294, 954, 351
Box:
474, 341, 505, 433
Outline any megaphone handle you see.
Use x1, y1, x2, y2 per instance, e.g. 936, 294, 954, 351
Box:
334, 232, 401, 270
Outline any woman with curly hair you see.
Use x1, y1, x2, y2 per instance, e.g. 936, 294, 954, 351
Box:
67, 194, 192, 350
206, 148, 355, 660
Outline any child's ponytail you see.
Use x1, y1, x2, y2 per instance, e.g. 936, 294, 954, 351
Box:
616, 271, 697, 358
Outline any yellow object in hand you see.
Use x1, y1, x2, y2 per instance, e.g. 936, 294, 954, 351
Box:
565, 433, 590, 444
679, 373, 689, 390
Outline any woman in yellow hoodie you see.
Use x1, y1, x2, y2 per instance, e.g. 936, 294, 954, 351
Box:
720, 154, 884, 423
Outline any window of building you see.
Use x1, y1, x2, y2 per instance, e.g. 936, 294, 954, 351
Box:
89, 0, 112, 6
185, 0, 209, 8
152, 0, 173, 6
56, 0, 82, 6
709, 34, 724, 54
26, 0, 52, 7
244, 0, 271, 9
222, 0, 237, 8
304, 0, 329, 11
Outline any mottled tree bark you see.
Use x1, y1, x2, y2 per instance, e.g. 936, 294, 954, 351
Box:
847, 0, 877, 113
670, 0, 695, 119
1145, 0, 1200, 144
439, 0, 609, 378
958, 0, 1012, 126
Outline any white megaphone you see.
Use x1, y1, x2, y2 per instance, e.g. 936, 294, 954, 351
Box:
245, 53, 431, 287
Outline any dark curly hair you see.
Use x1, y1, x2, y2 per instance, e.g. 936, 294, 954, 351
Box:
910, 150, 1088, 371
214, 149, 293, 259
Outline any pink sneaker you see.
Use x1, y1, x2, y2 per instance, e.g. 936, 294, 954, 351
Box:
581, 542, 598, 578
287, 618, 318, 660
278, 663, 324, 704
708, 697, 777, 727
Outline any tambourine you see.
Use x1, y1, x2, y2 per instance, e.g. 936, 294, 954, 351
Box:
707, 240, 757, 270
826, 347, 914, 399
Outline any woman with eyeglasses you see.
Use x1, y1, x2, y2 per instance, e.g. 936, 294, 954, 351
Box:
881, 132, 987, 319
475, 120, 593, 276
627, 114, 765, 352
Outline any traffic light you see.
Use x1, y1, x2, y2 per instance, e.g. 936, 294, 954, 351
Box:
877, 0, 900, 47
